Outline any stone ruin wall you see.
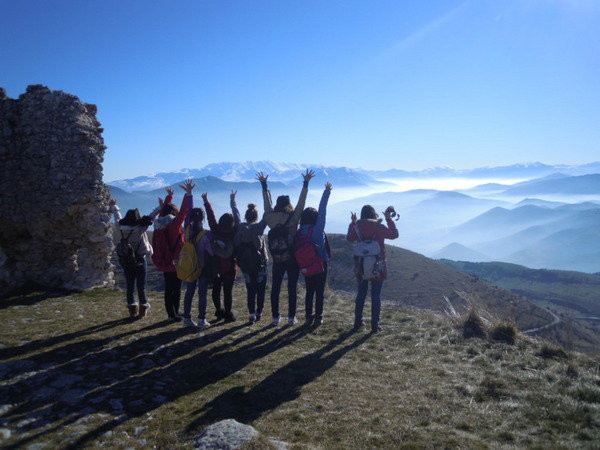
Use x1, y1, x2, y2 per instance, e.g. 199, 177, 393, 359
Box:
0, 85, 114, 295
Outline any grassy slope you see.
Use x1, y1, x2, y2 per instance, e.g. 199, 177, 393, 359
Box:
1, 287, 599, 449
439, 260, 600, 354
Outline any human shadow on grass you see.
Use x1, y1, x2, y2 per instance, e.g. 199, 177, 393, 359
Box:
2, 321, 290, 449
60, 325, 309, 448
187, 330, 370, 431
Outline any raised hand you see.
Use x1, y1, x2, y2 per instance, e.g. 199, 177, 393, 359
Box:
165, 186, 174, 196
302, 169, 316, 182
351, 212, 357, 224
181, 178, 195, 195
230, 190, 237, 200
325, 182, 333, 191
255, 171, 268, 183
201, 192, 208, 201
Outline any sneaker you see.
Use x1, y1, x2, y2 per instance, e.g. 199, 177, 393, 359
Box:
128, 304, 139, 319
371, 325, 383, 333
168, 315, 183, 322
138, 304, 150, 319
255, 313, 262, 322
271, 316, 280, 327
287, 316, 298, 326
249, 313, 257, 323
214, 309, 225, 321
314, 316, 323, 327
183, 318, 197, 327
197, 319, 211, 328
224, 312, 236, 323
305, 315, 314, 327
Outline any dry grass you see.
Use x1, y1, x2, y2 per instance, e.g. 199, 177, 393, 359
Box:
490, 322, 518, 345
1, 286, 599, 449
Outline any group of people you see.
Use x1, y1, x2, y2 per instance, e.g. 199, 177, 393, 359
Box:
109, 170, 398, 333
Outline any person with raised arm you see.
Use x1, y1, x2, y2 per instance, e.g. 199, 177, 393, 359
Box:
346, 205, 399, 333
152, 179, 194, 321
295, 182, 333, 327
202, 190, 241, 322
109, 197, 161, 319
234, 203, 268, 323
257, 169, 315, 326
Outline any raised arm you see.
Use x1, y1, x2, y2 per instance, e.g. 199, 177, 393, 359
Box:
173, 180, 194, 229
313, 183, 332, 235
202, 193, 218, 231
256, 172, 273, 214
346, 212, 359, 242
382, 207, 399, 240
291, 169, 314, 224
108, 198, 122, 224
230, 190, 241, 225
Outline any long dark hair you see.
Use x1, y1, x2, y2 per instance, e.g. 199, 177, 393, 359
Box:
187, 208, 204, 237
119, 209, 152, 227
274, 195, 293, 214
300, 207, 318, 226
219, 213, 235, 230
360, 205, 378, 220
160, 203, 179, 217
245, 204, 258, 223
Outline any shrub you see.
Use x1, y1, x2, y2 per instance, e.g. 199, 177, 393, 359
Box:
538, 343, 568, 359
462, 308, 486, 339
490, 322, 517, 345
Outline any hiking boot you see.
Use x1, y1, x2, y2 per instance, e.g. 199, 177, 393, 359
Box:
138, 304, 150, 318
255, 313, 262, 322
271, 316, 280, 327
314, 315, 323, 327
287, 316, 298, 326
371, 325, 383, 333
305, 315, 314, 327
214, 309, 225, 321
197, 319, 211, 328
224, 312, 236, 323
128, 304, 139, 319
353, 320, 365, 330
168, 315, 182, 322
183, 318, 197, 327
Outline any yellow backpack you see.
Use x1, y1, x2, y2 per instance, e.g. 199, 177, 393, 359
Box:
176, 228, 207, 282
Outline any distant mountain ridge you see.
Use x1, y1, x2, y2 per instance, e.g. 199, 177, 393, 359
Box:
109, 160, 600, 192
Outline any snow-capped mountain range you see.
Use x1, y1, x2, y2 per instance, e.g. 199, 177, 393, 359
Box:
108, 160, 600, 192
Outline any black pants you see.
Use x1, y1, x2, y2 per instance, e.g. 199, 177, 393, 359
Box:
245, 271, 267, 316
212, 274, 234, 314
305, 263, 328, 319
271, 258, 300, 319
123, 257, 147, 306
163, 271, 181, 318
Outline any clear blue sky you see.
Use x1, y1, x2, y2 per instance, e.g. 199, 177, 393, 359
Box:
1, 0, 599, 181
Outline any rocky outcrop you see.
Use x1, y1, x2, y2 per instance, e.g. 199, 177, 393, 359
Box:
194, 419, 289, 449
0, 85, 113, 294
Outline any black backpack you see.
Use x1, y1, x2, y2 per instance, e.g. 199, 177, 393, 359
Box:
267, 216, 292, 262
236, 240, 266, 276
116, 230, 140, 271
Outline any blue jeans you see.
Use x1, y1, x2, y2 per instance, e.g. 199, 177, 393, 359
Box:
271, 259, 300, 319
355, 280, 383, 329
183, 276, 209, 320
123, 257, 147, 306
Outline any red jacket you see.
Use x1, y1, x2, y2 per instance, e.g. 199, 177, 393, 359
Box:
151, 194, 191, 272
346, 218, 399, 281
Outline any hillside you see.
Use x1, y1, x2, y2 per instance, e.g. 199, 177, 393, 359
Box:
1, 287, 599, 448
439, 260, 600, 354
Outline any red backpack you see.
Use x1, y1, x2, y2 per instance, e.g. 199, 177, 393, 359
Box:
152, 227, 182, 271
294, 228, 325, 277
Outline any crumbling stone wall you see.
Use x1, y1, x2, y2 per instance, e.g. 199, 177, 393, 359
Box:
0, 85, 113, 295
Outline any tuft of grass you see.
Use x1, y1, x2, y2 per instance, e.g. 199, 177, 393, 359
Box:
462, 308, 486, 339
538, 343, 568, 360
490, 322, 517, 345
